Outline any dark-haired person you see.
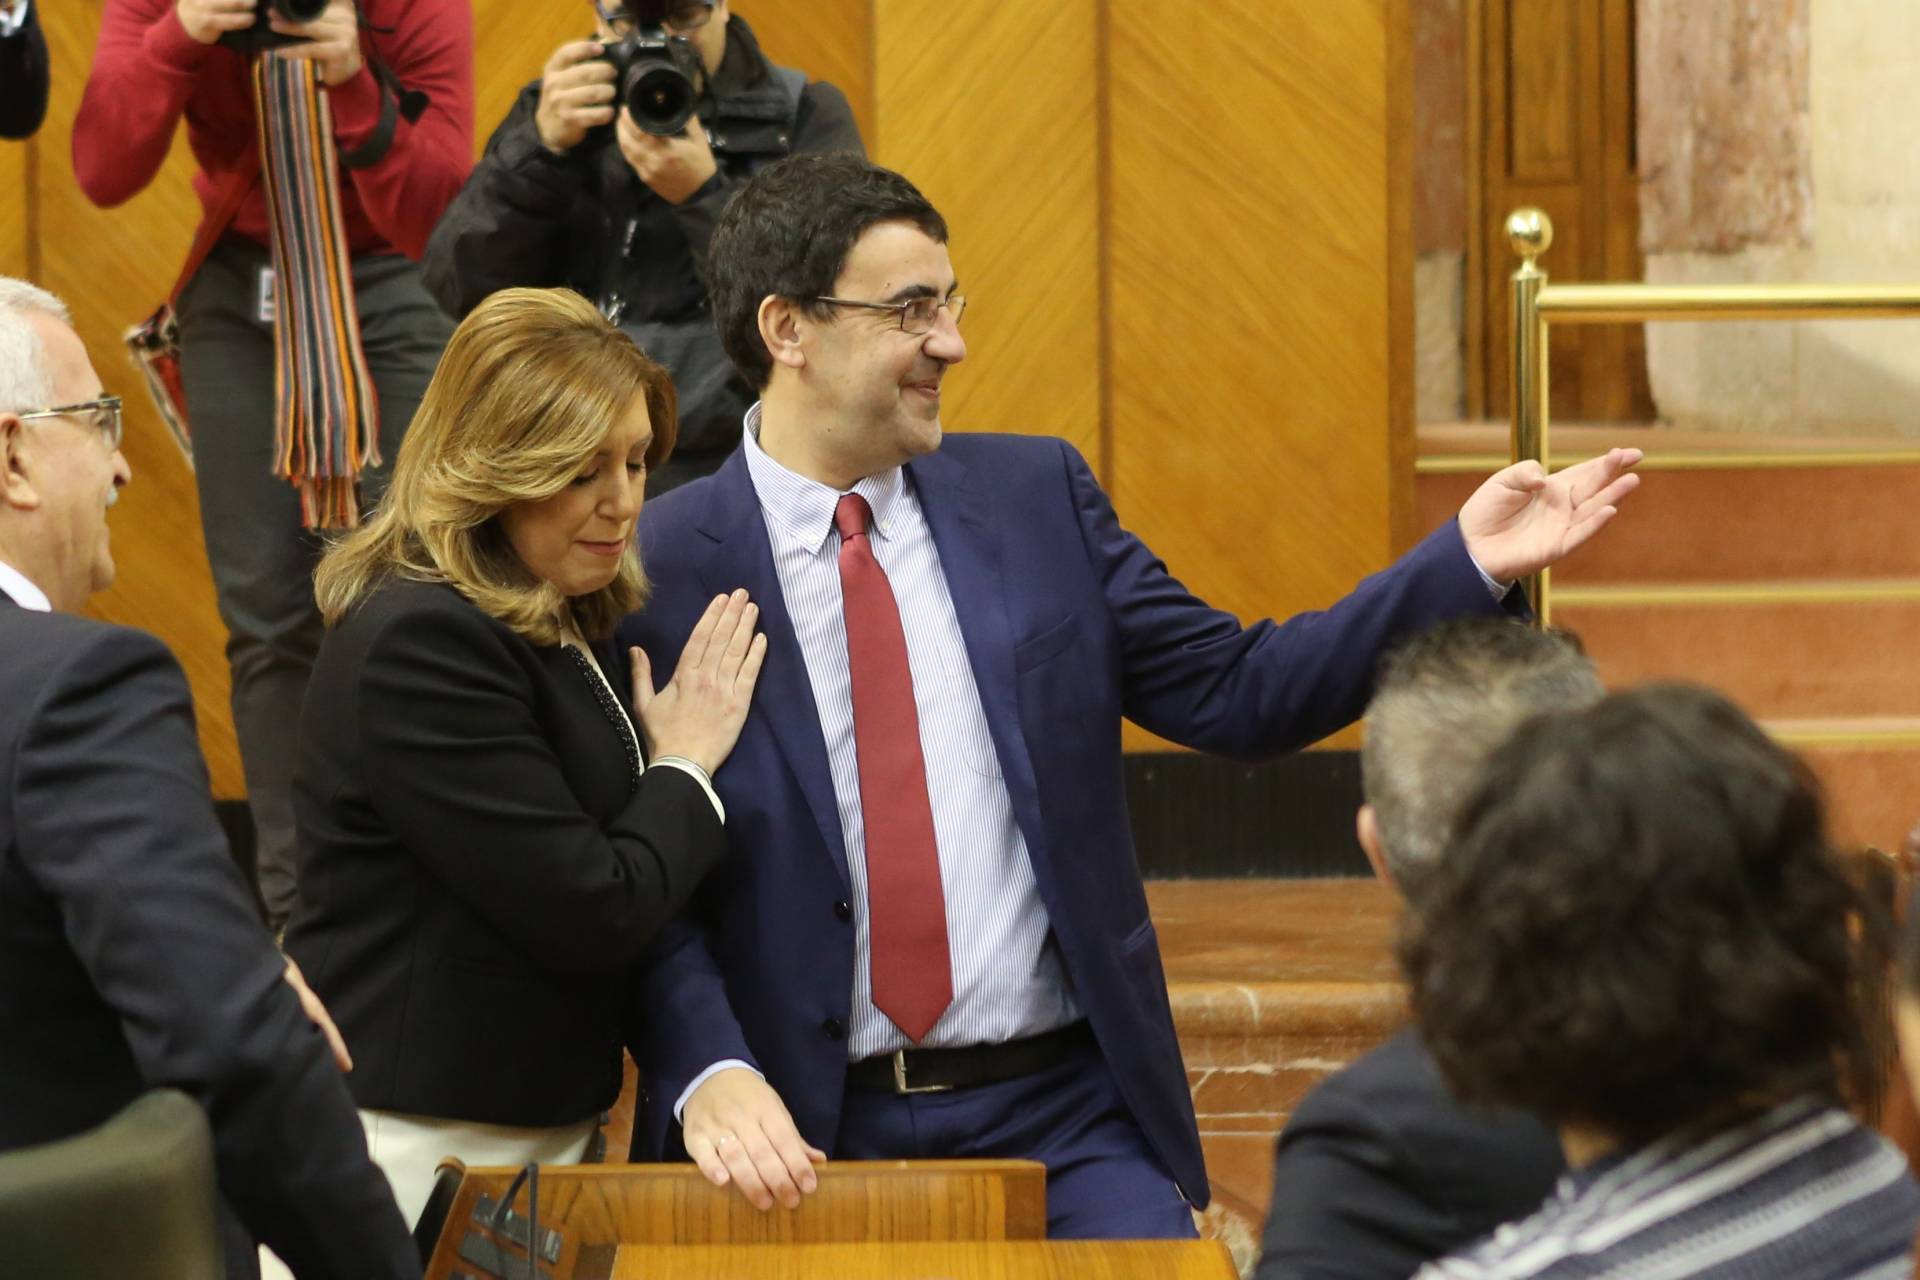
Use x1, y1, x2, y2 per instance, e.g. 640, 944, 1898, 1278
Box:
282, 288, 775, 1228
421, 0, 861, 495
0, 0, 48, 139
615, 151, 1645, 1235
1256, 619, 1601, 1280
1403, 685, 1920, 1279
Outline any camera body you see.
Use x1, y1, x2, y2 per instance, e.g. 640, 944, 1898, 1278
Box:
218, 0, 335, 53
602, 24, 703, 138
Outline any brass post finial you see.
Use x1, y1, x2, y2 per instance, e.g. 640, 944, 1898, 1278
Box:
1506, 207, 1553, 268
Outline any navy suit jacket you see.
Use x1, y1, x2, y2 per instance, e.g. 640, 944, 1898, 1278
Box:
1256, 1028, 1565, 1279
617, 433, 1512, 1205
0, 598, 416, 1279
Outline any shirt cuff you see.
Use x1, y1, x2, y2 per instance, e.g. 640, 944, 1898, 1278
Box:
651, 755, 725, 823
672, 1059, 761, 1123
1468, 549, 1513, 601
0, 0, 29, 38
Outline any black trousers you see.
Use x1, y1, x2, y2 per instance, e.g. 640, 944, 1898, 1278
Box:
176, 236, 452, 927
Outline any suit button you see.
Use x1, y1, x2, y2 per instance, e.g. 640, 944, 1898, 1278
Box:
822, 1017, 845, 1041
833, 900, 852, 922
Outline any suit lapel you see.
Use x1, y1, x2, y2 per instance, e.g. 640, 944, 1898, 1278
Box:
695, 453, 852, 893
906, 450, 1050, 868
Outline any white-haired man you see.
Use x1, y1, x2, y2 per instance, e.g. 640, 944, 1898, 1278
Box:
0, 278, 417, 1279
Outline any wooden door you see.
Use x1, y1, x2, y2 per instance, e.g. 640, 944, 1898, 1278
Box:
1465, 0, 1652, 421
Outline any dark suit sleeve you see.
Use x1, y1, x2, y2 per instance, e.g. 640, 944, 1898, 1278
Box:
0, 0, 49, 140
352, 602, 726, 973
1060, 442, 1520, 759
12, 627, 416, 1280
1258, 1083, 1442, 1280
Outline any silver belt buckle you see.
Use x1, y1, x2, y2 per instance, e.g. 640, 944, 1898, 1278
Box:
891, 1049, 954, 1095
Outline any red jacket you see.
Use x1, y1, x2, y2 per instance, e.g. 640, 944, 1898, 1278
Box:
73, 0, 473, 261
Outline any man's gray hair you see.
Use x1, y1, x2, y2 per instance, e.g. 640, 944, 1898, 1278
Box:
1361, 618, 1604, 896
0, 277, 73, 417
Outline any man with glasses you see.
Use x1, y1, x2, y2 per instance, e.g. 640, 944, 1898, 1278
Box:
615, 153, 1643, 1236
423, 0, 861, 494
0, 278, 416, 1278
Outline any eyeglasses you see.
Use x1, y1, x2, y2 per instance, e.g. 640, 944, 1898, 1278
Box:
16, 395, 124, 450
595, 1, 715, 35
813, 294, 968, 335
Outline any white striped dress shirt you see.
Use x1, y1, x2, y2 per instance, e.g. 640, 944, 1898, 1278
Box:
743, 407, 1081, 1059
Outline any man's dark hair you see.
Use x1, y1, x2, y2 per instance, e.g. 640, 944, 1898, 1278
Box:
1362, 619, 1602, 900
1399, 683, 1875, 1149
707, 152, 948, 391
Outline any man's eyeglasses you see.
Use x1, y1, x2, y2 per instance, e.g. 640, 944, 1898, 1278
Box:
813, 295, 969, 335
595, 2, 716, 35
16, 395, 124, 450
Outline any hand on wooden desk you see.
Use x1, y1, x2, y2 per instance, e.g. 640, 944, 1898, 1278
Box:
683, 1068, 826, 1211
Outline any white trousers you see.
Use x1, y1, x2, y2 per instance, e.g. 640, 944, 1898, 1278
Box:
259, 1109, 597, 1278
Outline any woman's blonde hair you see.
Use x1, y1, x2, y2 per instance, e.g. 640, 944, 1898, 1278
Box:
315, 288, 677, 645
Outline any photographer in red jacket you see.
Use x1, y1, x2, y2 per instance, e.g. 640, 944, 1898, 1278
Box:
74, 0, 474, 931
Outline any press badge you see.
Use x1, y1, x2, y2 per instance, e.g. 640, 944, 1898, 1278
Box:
256, 266, 277, 325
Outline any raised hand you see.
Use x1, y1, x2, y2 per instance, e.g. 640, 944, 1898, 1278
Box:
535, 40, 618, 154
682, 1067, 826, 1211
630, 590, 766, 775
1459, 447, 1644, 584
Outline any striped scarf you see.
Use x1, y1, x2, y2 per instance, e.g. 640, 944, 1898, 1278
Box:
249, 51, 379, 530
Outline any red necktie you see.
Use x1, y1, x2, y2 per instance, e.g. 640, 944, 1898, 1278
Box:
835, 493, 953, 1043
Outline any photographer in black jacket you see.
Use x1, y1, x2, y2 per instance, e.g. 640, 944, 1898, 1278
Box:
422, 0, 863, 493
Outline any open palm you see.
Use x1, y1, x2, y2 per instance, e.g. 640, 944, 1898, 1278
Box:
1459, 447, 1644, 584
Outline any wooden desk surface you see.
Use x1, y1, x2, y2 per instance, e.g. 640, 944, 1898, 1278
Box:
587, 1240, 1240, 1279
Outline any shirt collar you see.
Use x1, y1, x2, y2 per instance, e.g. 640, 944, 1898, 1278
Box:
741, 403, 909, 556
0, 559, 52, 612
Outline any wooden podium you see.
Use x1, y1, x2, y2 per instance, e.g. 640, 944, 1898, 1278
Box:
422, 1161, 1235, 1279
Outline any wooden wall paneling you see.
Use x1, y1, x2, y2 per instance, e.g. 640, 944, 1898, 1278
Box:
469, 5, 590, 156
1, 137, 28, 278
746, 0, 876, 147
871, 0, 1101, 461
36, 5, 241, 795
1107, 0, 1409, 751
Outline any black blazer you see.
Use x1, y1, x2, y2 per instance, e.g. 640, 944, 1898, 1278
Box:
284, 578, 726, 1128
0, 597, 416, 1280
1256, 1028, 1565, 1280
0, 0, 48, 139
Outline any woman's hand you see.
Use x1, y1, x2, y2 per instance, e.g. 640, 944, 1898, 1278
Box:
177, 0, 256, 44
631, 590, 766, 775
682, 1068, 825, 1210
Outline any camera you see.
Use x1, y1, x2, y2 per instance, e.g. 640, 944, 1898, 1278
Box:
602, 25, 703, 138
219, 0, 334, 53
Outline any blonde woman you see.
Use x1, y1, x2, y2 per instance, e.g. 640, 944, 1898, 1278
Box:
282, 288, 765, 1228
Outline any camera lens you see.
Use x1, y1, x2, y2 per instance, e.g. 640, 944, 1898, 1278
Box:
624, 62, 697, 137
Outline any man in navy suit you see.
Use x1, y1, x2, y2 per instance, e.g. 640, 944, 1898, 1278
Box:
0, 277, 416, 1278
617, 153, 1642, 1235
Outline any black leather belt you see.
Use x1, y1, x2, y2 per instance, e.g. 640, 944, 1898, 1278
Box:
844, 1021, 1094, 1095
